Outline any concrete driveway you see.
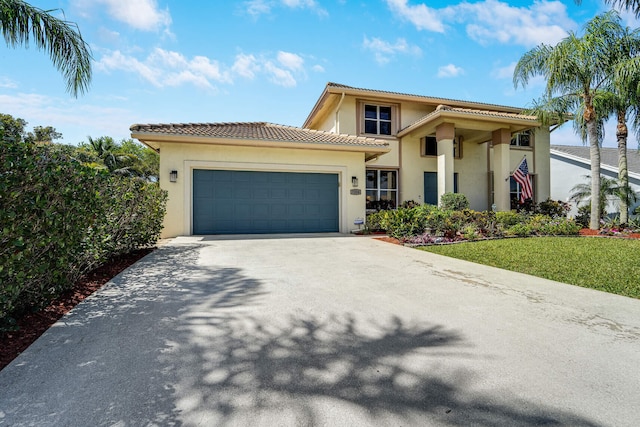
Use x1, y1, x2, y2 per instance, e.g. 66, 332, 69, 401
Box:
1, 235, 639, 426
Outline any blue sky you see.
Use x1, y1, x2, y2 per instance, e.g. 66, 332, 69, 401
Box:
1, 0, 638, 147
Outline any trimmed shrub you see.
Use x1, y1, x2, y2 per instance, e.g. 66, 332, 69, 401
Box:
380, 207, 427, 238
365, 210, 386, 232
440, 192, 469, 211
0, 141, 167, 328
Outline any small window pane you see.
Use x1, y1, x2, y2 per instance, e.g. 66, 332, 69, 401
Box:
365, 105, 378, 119
425, 137, 437, 156
520, 133, 530, 146
366, 170, 378, 189
379, 106, 391, 120
364, 120, 377, 134
379, 171, 397, 189
379, 121, 391, 135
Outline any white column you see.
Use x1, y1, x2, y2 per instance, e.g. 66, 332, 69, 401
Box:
492, 128, 511, 211
436, 123, 455, 207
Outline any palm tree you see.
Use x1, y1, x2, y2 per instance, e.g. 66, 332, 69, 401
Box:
576, 1, 640, 18
514, 11, 623, 229
83, 136, 151, 178
570, 175, 637, 221
0, 0, 92, 97
575, 14, 640, 224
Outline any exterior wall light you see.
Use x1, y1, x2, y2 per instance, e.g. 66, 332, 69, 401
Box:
169, 170, 178, 182
351, 176, 358, 187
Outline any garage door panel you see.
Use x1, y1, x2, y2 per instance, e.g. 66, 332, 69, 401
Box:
193, 170, 338, 234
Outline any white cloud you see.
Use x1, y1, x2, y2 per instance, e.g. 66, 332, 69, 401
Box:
363, 36, 422, 64
0, 77, 18, 89
457, 0, 573, 46
264, 62, 297, 87
96, 48, 311, 89
245, 0, 327, 17
232, 54, 261, 79
492, 62, 516, 79
0, 93, 134, 143
311, 64, 325, 73
437, 63, 464, 78
72, 0, 171, 32
385, 0, 445, 32
277, 51, 304, 71
96, 48, 230, 89
386, 0, 576, 47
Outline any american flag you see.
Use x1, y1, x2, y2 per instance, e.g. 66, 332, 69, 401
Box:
513, 157, 533, 203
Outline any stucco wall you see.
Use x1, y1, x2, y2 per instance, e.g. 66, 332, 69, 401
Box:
158, 142, 366, 238
399, 135, 490, 210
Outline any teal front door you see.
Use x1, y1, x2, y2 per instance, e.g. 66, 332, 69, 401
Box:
193, 170, 339, 234
424, 172, 459, 206
424, 172, 438, 205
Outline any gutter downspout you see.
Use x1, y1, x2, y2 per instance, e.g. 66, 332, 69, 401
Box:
335, 92, 345, 133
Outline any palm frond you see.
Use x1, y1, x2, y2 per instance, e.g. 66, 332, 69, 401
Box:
0, 0, 92, 96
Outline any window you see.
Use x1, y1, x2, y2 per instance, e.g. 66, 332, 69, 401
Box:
510, 175, 535, 209
366, 169, 398, 210
422, 136, 462, 158
361, 102, 395, 136
423, 136, 437, 156
511, 130, 532, 147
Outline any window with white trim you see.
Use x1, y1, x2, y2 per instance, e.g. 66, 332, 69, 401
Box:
511, 130, 532, 147
366, 169, 398, 210
360, 102, 397, 136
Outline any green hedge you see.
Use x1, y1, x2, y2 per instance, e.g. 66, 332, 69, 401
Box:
0, 141, 167, 327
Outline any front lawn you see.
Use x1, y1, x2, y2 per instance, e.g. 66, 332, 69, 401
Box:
420, 237, 640, 299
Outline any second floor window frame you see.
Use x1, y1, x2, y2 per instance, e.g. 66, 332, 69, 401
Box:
358, 100, 399, 138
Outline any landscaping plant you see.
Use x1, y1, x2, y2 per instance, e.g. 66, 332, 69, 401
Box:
0, 139, 167, 330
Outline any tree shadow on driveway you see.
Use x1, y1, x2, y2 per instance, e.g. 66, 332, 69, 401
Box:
0, 243, 600, 426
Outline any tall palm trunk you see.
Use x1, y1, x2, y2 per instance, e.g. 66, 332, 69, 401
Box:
585, 101, 601, 230
616, 109, 629, 224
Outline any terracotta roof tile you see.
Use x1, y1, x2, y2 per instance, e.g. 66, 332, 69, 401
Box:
130, 122, 390, 148
327, 82, 524, 112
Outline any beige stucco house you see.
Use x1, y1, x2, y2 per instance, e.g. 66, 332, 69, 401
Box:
131, 82, 550, 238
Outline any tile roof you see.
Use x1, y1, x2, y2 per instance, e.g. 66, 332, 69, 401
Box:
406, 105, 538, 129
551, 145, 640, 175
326, 82, 524, 112
130, 121, 390, 148
398, 104, 539, 136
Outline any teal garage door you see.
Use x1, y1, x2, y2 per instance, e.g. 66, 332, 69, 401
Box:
193, 170, 339, 234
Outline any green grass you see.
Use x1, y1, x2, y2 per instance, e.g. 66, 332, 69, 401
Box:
420, 237, 640, 299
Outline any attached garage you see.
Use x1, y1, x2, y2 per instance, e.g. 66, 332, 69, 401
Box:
130, 122, 390, 238
192, 170, 339, 234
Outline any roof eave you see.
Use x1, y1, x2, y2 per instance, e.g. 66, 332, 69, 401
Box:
130, 132, 391, 155
325, 83, 526, 113
397, 110, 541, 138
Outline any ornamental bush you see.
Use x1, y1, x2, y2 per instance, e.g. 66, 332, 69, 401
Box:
0, 140, 167, 328
439, 192, 470, 211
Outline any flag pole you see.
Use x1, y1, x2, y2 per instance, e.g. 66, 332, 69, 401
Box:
510, 154, 527, 175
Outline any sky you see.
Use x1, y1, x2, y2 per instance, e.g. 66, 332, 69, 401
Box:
1, 0, 639, 148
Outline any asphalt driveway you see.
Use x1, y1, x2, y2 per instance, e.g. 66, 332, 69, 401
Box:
1, 235, 639, 426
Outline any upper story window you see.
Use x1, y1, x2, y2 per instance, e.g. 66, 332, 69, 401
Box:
511, 130, 532, 147
359, 101, 398, 137
365, 104, 392, 135
421, 136, 462, 158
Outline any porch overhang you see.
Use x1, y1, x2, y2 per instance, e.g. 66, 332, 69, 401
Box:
397, 105, 541, 144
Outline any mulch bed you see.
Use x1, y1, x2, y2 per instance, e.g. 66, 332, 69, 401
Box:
0, 248, 153, 371
579, 228, 640, 239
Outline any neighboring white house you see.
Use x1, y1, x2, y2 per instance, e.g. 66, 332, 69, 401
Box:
550, 145, 640, 217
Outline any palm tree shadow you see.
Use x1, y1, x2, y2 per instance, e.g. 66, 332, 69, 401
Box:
172, 312, 600, 426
